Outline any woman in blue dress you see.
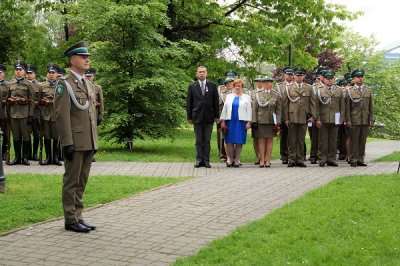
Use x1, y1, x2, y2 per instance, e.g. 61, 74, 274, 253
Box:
220, 79, 252, 167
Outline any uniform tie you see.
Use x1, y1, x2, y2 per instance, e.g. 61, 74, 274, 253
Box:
200, 82, 205, 95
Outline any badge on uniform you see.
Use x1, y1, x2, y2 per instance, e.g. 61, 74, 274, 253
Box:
56, 84, 64, 94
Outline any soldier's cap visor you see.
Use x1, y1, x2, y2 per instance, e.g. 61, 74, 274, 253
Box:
66, 47, 91, 57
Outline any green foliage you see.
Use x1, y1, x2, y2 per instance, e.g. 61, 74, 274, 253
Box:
374, 151, 400, 162
175, 174, 400, 265
0, 174, 188, 233
337, 32, 400, 139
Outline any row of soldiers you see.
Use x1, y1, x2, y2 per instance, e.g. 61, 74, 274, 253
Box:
217, 66, 374, 167
0, 61, 104, 166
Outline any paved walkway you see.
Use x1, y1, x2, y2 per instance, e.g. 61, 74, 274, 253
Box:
1, 141, 399, 265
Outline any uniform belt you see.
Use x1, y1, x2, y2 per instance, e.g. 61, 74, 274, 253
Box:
7, 98, 31, 105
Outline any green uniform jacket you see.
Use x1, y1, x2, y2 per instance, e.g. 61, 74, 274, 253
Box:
0, 81, 8, 119
315, 85, 345, 123
283, 82, 316, 124
8, 79, 35, 118
40, 81, 57, 122
252, 89, 282, 124
54, 73, 98, 151
345, 85, 374, 125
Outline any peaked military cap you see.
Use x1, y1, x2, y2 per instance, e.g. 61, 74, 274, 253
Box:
316, 66, 329, 76
263, 76, 273, 82
225, 70, 237, 78
344, 72, 352, 81
351, 69, 365, 78
46, 63, 59, 73
337, 79, 347, 86
57, 68, 66, 76
85, 68, 96, 76
254, 75, 265, 81
26, 64, 37, 73
294, 67, 306, 75
282, 66, 294, 74
217, 78, 225, 85
323, 70, 335, 78
64, 42, 91, 57
0, 64, 6, 72
14, 60, 27, 70
224, 77, 235, 84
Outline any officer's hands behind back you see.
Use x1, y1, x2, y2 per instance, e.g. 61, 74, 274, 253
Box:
64, 145, 75, 161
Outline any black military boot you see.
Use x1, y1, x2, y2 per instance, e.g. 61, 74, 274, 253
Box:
27, 139, 33, 160
8, 141, 22, 165
53, 139, 62, 166
22, 141, 31, 165
32, 136, 39, 161
42, 139, 52, 165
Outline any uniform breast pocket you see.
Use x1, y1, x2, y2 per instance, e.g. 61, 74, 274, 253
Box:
74, 91, 88, 106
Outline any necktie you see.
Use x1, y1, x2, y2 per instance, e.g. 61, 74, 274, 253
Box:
200, 82, 205, 95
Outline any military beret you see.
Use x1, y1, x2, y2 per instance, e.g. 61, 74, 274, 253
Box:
0, 64, 6, 72
283, 66, 294, 74
64, 41, 91, 57
85, 68, 96, 76
254, 75, 264, 81
26, 64, 37, 73
14, 60, 27, 70
225, 70, 237, 78
46, 63, 59, 73
263, 76, 273, 82
294, 67, 306, 75
323, 70, 335, 78
351, 69, 365, 78
224, 77, 235, 84
337, 79, 347, 86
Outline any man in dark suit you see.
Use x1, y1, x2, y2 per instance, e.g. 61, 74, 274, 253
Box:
186, 66, 219, 168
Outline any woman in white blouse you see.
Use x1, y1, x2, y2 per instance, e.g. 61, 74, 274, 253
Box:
220, 79, 252, 167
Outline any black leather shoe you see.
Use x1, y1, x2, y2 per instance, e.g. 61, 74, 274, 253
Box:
22, 159, 30, 166
254, 161, 260, 165
327, 162, 338, 167
65, 222, 90, 233
282, 159, 288, 164
357, 162, 367, 167
233, 163, 240, 168
204, 162, 211, 168
79, 220, 96, 230
194, 161, 203, 168
92, 157, 96, 162
338, 154, 346, 160
319, 162, 325, 167
297, 162, 307, 167
288, 162, 296, 167
310, 158, 317, 164
351, 162, 357, 167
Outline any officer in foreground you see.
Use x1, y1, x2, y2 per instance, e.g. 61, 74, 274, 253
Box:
54, 42, 98, 233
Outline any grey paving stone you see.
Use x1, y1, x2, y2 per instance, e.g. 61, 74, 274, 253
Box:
1, 140, 399, 265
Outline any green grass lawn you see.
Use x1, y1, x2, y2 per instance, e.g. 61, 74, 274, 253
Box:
374, 151, 400, 162
0, 174, 188, 233
175, 174, 400, 265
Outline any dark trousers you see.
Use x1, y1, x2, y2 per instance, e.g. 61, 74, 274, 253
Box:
349, 125, 368, 163
309, 124, 319, 159
288, 123, 307, 164
280, 122, 288, 160
0, 119, 8, 158
318, 123, 339, 163
337, 124, 347, 157
216, 122, 226, 159
194, 122, 213, 164
62, 150, 94, 224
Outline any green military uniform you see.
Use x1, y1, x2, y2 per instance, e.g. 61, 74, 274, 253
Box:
315, 70, 345, 166
345, 69, 374, 167
283, 68, 316, 167
7, 61, 35, 165
54, 42, 98, 232
217, 78, 233, 161
275, 67, 294, 164
26, 65, 41, 161
0, 65, 9, 160
40, 64, 61, 166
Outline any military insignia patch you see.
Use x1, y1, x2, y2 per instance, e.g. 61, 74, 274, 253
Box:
56, 84, 64, 94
